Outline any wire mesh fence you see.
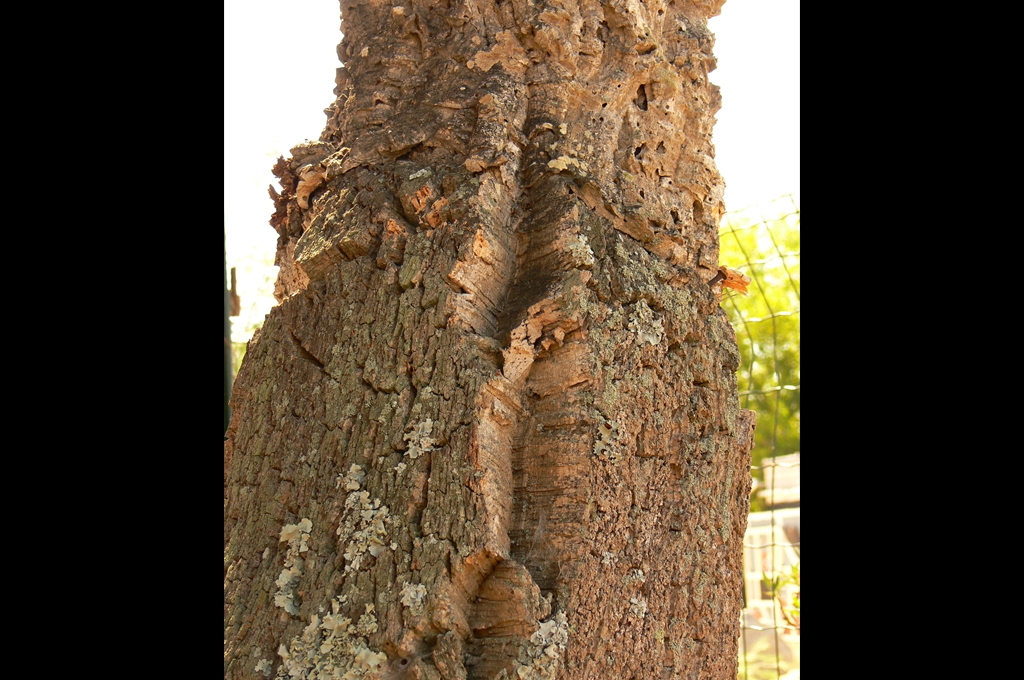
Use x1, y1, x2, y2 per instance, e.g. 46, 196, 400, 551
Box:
719, 194, 800, 680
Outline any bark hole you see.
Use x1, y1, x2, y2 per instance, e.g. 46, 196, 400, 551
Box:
634, 84, 649, 111
630, 85, 647, 111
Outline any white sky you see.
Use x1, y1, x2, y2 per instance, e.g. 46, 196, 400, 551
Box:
225, 0, 799, 343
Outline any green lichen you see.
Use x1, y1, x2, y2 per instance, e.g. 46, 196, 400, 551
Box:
399, 254, 422, 290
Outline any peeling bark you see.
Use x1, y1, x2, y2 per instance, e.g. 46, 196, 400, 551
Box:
226, 1, 753, 678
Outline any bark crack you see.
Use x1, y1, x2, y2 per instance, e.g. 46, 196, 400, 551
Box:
288, 329, 328, 376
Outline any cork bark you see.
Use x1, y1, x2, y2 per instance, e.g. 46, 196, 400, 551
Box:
224, 1, 754, 679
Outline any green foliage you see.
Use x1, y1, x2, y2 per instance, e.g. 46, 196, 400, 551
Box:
231, 341, 249, 381
719, 196, 800, 511
230, 311, 266, 381
762, 562, 800, 630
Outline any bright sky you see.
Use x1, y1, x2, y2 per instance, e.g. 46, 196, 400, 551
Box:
225, 0, 799, 343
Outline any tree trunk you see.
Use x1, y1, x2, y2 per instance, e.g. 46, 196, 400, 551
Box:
224, 1, 754, 679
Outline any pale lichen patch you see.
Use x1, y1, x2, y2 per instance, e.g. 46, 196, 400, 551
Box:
507, 611, 570, 680
336, 464, 365, 490
547, 155, 589, 177
356, 604, 379, 636
403, 418, 436, 459
623, 568, 646, 587
629, 596, 648, 619
593, 416, 622, 463
255, 658, 273, 678
566, 233, 595, 268
274, 595, 387, 680
628, 299, 664, 346
399, 582, 428, 616
341, 493, 390, 571
275, 518, 313, 616
335, 472, 392, 573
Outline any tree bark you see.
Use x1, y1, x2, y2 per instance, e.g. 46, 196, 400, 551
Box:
224, 1, 754, 679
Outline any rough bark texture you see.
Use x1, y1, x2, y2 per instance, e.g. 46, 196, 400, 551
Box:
224, 1, 754, 679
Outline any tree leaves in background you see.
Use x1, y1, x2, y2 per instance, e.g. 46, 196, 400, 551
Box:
719, 196, 800, 511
